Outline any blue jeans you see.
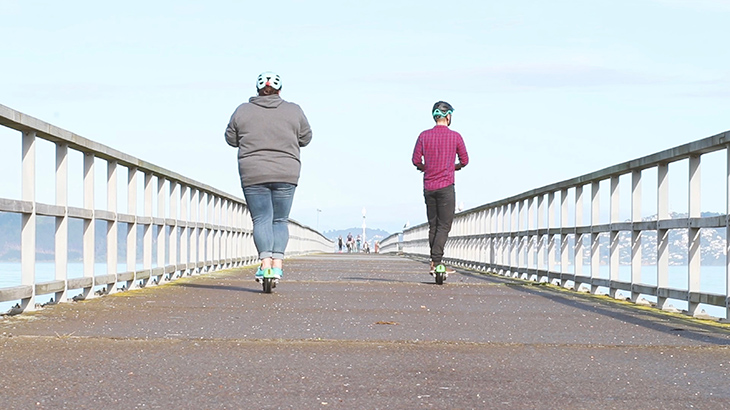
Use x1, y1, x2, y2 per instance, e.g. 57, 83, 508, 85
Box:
242, 183, 296, 260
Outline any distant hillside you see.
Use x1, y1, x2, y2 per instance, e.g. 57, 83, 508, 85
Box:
323, 228, 390, 243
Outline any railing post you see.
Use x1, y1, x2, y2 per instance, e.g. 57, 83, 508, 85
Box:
688, 155, 701, 315
574, 185, 584, 282
590, 181, 600, 293
201, 192, 209, 272
169, 180, 179, 277
20, 131, 36, 311
142, 172, 153, 287
546, 192, 554, 279
82, 153, 96, 300
55, 142, 68, 303
189, 188, 199, 274
560, 188, 569, 285
527, 197, 535, 277
487, 207, 494, 271
180, 185, 189, 276
630, 170, 643, 302
126, 167, 138, 290
657, 163, 670, 309
726, 148, 730, 320
106, 160, 118, 294
156, 176, 166, 283
207, 193, 214, 271
510, 202, 518, 277
609, 176, 620, 299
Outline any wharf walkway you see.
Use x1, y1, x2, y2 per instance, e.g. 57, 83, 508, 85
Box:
1, 253, 729, 409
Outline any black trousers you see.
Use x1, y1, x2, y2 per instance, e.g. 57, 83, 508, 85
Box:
424, 184, 455, 265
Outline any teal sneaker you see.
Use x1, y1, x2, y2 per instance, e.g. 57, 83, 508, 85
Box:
255, 267, 266, 282
270, 268, 283, 279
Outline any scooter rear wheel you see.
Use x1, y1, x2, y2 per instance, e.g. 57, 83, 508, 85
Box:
262, 277, 273, 293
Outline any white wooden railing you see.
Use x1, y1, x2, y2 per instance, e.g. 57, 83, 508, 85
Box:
0, 104, 332, 314
379, 232, 401, 254
400, 131, 730, 319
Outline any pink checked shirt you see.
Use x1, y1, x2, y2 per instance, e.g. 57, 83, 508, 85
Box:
412, 125, 469, 191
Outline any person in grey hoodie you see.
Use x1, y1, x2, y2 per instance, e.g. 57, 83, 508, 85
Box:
225, 71, 312, 282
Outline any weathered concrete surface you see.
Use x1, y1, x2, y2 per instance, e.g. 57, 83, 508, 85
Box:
1, 253, 729, 409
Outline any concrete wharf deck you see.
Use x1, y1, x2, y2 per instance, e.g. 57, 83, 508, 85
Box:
1, 253, 729, 409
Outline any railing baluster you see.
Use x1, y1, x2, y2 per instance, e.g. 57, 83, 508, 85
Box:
591, 181, 600, 293
726, 148, 730, 320
609, 176, 620, 298
169, 180, 178, 277
21, 131, 36, 310
688, 155, 701, 315
126, 166, 138, 290
82, 152, 95, 299
393, 125, 730, 319
560, 188, 569, 285
656, 163, 670, 309
55, 142, 69, 303
143, 172, 153, 286
0, 105, 332, 314
631, 170, 642, 302
574, 185, 584, 282
107, 160, 118, 294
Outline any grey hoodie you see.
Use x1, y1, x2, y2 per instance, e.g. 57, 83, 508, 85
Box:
225, 94, 312, 187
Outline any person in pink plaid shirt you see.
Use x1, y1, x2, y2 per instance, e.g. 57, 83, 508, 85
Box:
411, 101, 469, 277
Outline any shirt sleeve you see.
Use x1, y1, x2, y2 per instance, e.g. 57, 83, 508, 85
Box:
298, 107, 313, 147
412, 135, 424, 166
224, 111, 239, 148
456, 134, 469, 166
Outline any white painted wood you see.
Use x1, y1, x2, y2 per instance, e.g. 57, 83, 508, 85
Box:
657, 163, 669, 309
190, 188, 199, 272
143, 172, 153, 275
0, 105, 332, 314
106, 160, 118, 293
82, 153, 95, 297
631, 170, 642, 301
727, 148, 730, 320
560, 189, 569, 278
21, 131, 37, 310
688, 155, 701, 315
591, 181, 600, 291
169, 180, 179, 273
55, 143, 68, 303
574, 185, 584, 279
609, 176, 620, 297
180, 185, 189, 273
126, 167, 138, 289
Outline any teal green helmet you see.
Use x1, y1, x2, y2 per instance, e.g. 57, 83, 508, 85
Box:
432, 101, 454, 119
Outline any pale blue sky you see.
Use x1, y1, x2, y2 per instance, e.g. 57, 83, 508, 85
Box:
2, 0, 729, 234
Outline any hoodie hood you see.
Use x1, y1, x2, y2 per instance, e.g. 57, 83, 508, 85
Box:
249, 94, 284, 109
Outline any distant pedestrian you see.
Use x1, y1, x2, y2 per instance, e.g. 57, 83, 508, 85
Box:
411, 101, 469, 277
225, 71, 312, 282
338, 235, 344, 253
346, 232, 353, 253
374, 240, 380, 253
356, 235, 362, 253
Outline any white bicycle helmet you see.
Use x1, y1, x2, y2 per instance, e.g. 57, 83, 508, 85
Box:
256, 71, 282, 90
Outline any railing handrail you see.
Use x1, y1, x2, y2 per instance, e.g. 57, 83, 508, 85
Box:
407, 130, 730, 231
399, 129, 730, 320
0, 103, 241, 204
0, 104, 332, 315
